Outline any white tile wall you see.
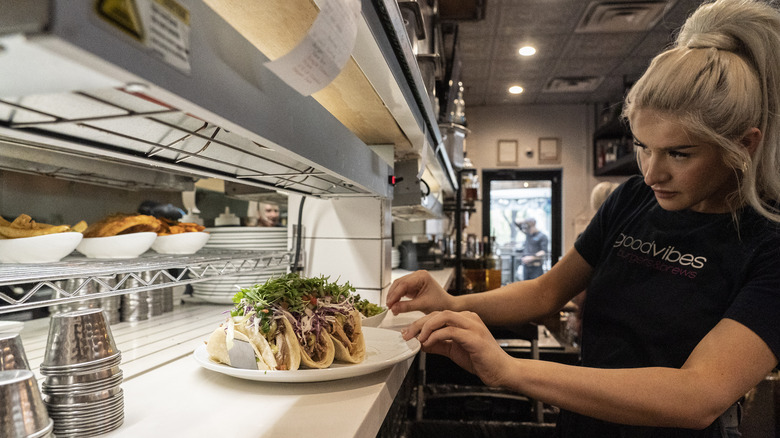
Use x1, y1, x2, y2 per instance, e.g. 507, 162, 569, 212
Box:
289, 195, 391, 304
302, 237, 382, 286
292, 196, 389, 239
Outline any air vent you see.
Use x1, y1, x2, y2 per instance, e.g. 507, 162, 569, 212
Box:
576, 1, 675, 33
543, 76, 604, 93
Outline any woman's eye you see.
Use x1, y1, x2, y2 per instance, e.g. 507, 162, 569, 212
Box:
668, 150, 689, 159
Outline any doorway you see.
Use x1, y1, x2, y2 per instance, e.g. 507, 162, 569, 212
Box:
481, 169, 562, 285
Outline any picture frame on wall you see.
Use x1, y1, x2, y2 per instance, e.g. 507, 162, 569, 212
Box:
538, 137, 561, 164
497, 139, 518, 165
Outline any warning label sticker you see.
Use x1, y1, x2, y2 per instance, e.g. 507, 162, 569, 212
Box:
96, 0, 191, 74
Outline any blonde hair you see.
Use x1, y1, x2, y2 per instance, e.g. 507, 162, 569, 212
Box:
623, 0, 780, 222
590, 182, 621, 210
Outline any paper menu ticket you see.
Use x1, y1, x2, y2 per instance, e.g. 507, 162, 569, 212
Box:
265, 0, 361, 96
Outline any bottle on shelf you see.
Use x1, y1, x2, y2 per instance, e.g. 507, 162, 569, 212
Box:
483, 235, 502, 291
462, 236, 502, 293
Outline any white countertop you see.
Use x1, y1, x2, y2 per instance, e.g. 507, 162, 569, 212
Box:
15, 268, 453, 438
391, 268, 454, 291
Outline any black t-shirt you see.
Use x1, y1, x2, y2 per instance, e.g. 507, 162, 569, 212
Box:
558, 176, 780, 437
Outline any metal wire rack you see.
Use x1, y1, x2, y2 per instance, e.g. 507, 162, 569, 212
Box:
0, 249, 292, 314
0, 88, 370, 198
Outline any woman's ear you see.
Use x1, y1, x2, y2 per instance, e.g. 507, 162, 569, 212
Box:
741, 127, 762, 155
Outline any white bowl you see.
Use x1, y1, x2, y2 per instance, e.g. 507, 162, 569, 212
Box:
76, 232, 157, 259
151, 232, 210, 254
0, 232, 82, 263
361, 308, 389, 328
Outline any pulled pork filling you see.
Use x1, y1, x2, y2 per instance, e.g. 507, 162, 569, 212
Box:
329, 316, 357, 354
274, 331, 290, 371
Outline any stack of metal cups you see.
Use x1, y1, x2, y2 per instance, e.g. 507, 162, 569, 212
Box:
50, 276, 121, 324
0, 369, 55, 438
95, 276, 121, 324
162, 285, 174, 313
39, 308, 124, 437
0, 332, 55, 438
121, 271, 167, 322
120, 273, 149, 322
146, 271, 165, 319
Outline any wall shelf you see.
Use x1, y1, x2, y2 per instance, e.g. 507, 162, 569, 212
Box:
593, 117, 639, 176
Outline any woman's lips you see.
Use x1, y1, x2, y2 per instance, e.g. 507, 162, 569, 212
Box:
653, 189, 676, 199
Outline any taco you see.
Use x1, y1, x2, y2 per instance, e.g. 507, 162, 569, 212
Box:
291, 309, 336, 369
322, 304, 365, 364
318, 296, 366, 363
206, 323, 275, 370
235, 316, 301, 371
226, 303, 302, 371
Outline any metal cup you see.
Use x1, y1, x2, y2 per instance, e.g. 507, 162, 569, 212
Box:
43, 384, 123, 405
0, 369, 54, 438
41, 308, 118, 369
0, 332, 30, 371
120, 273, 150, 322
41, 364, 122, 387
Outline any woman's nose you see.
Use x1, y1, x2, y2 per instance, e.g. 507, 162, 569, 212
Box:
642, 155, 669, 186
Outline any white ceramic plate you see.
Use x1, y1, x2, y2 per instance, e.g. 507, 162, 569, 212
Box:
189, 294, 234, 304
76, 232, 157, 259
151, 232, 210, 254
361, 308, 389, 328
204, 244, 287, 249
205, 227, 286, 233
0, 232, 82, 263
193, 327, 420, 382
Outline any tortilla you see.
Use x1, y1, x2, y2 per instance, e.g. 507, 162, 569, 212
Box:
235, 323, 278, 370
237, 317, 301, 371
297, 325, 336, 369
327, 309, 365, 364
205, 325, 272, 370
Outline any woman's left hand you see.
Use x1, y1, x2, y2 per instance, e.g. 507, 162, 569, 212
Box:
404, 310, 514, 388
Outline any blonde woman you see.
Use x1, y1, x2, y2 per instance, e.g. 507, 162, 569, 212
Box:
387, 1, 780, 436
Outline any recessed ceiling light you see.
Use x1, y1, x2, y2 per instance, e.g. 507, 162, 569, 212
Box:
508, 85, 524, 94
518, 46, 536, 56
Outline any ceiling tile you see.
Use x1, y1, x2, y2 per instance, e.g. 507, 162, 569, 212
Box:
447, 0, 704, 107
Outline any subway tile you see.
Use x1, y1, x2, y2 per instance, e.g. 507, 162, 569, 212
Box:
295, 197, 384, 239
303, 237, 382, 289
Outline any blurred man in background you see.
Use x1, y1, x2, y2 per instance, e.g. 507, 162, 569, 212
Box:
517, 218, 548, 280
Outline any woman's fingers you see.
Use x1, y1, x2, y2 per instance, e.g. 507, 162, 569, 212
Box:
387, 270, 450, 316
405, 310, 479, 343
410, 311, 509, 384
400, 311, 436, 340
387, 271, 427, 312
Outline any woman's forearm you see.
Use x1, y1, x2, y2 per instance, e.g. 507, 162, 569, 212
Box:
497, 318, 777, 430
452, 247, 593, 326
505, 359, 721, 429
452, 280, 555, 325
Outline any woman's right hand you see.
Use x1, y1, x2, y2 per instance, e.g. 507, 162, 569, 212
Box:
402, 310, 515, 388
386, 270, 456, 315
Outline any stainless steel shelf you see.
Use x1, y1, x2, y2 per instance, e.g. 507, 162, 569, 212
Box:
0, 249, 292, 314
0, 0, 393, 198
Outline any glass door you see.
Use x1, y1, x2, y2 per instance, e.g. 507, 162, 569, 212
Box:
482, 169, 562, 285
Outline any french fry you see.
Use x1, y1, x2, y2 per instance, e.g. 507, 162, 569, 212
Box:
10, 214, 33, 228
0, 214, 88, 238
0, 224, 71, 239
71, 220, 88, 233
